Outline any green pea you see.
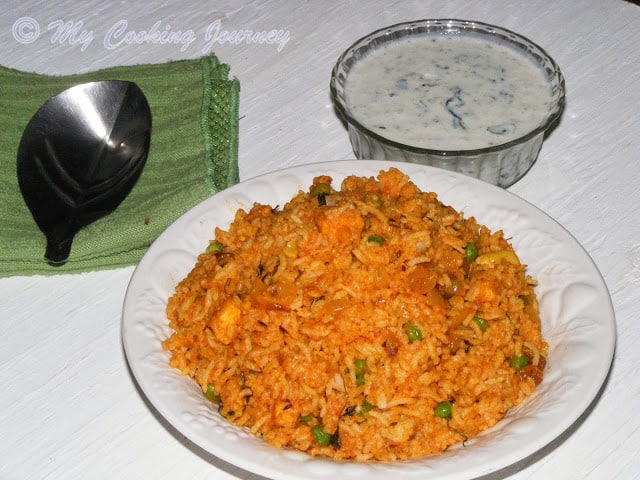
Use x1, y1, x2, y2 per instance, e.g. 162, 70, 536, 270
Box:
310, 183, 331, 197
204, 384, 221, 404
435, 400, 453, 419
404, 322, 423, 342
354, 358, 367, 386
311, 424, 333, 446
206, 240, 224, 254
299, 413, 315, 423
367, 234, 385, 245
369, 195, 383, 207
359, 401, 373, 416
510, 355, 529, 371
473, 314, 488, 332
464, 242, 478, 262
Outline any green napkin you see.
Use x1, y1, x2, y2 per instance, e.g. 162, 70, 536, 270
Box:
0, 55, 240, 277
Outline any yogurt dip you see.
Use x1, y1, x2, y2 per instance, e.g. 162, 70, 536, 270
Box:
344, 34, 554, 151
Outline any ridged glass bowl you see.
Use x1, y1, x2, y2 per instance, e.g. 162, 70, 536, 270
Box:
330, 19, 566, 187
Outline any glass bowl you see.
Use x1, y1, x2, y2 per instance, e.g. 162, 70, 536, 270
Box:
330, 19, 566, 187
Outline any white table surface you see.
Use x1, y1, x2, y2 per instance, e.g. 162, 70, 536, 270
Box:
1, 1, 639, 479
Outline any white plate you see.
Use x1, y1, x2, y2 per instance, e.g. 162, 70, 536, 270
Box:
122, 160, 615, 480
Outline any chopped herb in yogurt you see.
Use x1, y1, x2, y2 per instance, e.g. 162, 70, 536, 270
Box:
345, 35, 553, 151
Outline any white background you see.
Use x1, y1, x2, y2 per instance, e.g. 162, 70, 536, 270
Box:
1, 1, 639, 479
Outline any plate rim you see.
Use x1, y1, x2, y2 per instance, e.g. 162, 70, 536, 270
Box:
122, 160, 616, 480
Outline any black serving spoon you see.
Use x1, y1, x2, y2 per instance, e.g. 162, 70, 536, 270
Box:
17, 80, 152, 264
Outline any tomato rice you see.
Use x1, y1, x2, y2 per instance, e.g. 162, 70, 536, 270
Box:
163, 168, 548, 461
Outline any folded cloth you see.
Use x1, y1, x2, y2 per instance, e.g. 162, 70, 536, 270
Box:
0, 55, 240, 277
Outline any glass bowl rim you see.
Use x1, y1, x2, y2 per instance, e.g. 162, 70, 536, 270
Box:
330, 18, 566, 157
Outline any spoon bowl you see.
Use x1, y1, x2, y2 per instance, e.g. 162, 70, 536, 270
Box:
17, 80, 152, 264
